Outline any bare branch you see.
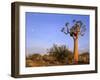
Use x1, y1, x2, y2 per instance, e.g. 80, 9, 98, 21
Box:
65, 22, 70, 33
63, 32, 69, 35
61, 27, 64, 32
73, 19, 76, 23
80, 32, 85, 36
61, 22, 70, 35
76, 20, 83, 26
65, 22, 69, 26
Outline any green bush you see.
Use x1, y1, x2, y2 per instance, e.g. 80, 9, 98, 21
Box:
48, 44, 73, 64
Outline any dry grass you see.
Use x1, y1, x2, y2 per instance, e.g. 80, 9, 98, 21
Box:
26, 45, 89, 67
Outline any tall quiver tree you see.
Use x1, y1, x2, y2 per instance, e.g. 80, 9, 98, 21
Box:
61, 20, 86, 64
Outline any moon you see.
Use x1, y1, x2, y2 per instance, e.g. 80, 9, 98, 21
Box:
31, 29, 34, 32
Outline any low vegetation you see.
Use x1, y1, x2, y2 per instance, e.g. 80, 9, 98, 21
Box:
26, 44, 89, 67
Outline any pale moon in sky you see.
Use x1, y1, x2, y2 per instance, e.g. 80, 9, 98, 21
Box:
31, 29, 34, 32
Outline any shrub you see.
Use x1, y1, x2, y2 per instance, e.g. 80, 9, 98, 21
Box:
48, 44, 73, 64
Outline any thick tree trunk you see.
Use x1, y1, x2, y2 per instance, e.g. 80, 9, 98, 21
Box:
73, 38, 79, 64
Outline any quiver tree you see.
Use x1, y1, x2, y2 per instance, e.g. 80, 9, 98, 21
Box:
61, 20, 86, 64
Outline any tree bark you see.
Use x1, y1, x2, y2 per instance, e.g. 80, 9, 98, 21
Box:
73, 38, 79, 64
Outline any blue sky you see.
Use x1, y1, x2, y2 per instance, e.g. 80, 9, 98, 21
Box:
25, 12, 90, 55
